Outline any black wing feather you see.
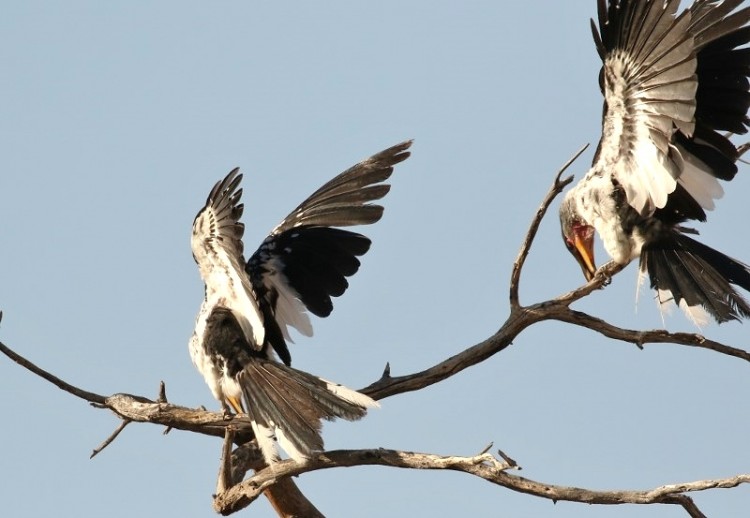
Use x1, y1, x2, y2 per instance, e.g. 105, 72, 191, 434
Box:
271, 140, 411, 235
246, 141, 412, 364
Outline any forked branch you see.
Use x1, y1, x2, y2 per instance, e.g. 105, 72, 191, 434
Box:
509, 143, 587, 308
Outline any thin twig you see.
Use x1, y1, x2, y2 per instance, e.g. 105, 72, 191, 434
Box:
509, 143, 588, 309
157, 381, 168, 403
662, 495, 707, 518
0, 340, 107, 405
90, 420, 132, 459
552, 308, 750, 363
157, 381, 173, 435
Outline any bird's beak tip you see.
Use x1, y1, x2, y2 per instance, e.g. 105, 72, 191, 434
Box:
571, 228, 596, 282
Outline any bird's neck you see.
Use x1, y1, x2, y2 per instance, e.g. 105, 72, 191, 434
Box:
575, 169, 641, 264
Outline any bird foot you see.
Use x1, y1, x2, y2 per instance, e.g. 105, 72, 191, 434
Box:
594, 268, 612, 287
221, 403, 235, 421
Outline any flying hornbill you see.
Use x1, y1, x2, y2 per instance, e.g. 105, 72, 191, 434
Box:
559, 0, 750, 324
189, 140, 411, 462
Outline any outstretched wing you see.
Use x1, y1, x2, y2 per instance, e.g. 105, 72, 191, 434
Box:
591, 0, 750, 219
192, 168, 265, 346
246, 140, 412, 365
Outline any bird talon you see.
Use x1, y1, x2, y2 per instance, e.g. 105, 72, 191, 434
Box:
597, 271, 612, 287
221, 403, 235, 420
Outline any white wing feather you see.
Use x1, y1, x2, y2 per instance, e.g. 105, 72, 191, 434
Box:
592, 3, 724, 216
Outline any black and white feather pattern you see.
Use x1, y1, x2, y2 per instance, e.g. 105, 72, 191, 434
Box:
247, 142, 410, 364
191, 168, 265, 347
200, 307, 378, 462
591, 0, 750, 218
189, 140, 411, 461
560, 0, 750, 324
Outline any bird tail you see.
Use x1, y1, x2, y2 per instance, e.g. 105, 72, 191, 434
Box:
641, 232, 750, 324
237, 359, 378, 462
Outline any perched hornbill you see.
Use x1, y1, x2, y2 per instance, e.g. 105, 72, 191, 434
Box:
559, 0, 750, 325
189, 140, 411, 462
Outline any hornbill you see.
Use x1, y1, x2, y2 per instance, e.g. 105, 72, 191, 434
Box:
189, 140, 411, 462
559, 0, 750, 324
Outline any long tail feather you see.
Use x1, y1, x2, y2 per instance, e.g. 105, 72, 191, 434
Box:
641, 232, 750, 323
238, 360, 378, 462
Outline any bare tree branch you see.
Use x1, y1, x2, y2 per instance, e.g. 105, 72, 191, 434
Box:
360, 278, 750, 403
553, 308, 750, 363
217, 426, 237, 495
213, 447, 750, 516
0, 339, 106, 405
0, 337, 324, 517
90, 420, 131, 459
552, 260, 627, 305
509, 143, 587, 309
214, 448, 514, 515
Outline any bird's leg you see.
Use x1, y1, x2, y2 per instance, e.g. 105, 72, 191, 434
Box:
222, 395, 244, 420
221, 400, 234, 420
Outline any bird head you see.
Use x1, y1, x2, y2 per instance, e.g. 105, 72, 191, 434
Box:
559, 194, 596, 282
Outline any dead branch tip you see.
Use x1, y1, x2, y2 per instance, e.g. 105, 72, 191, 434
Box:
90, 419, 132, 459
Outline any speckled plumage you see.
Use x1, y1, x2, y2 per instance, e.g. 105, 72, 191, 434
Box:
560, 0, 750, 324
189, 141, 411, 461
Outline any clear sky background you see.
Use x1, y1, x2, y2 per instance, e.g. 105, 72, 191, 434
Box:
2, 2, 749, 517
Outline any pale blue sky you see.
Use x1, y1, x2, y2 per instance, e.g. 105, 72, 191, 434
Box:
2, 2, 749, 517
